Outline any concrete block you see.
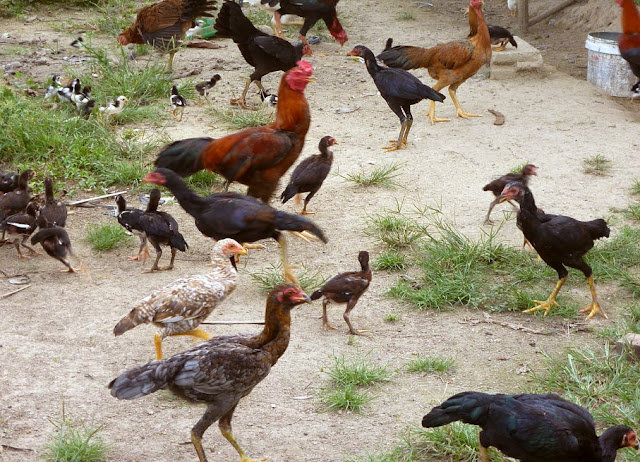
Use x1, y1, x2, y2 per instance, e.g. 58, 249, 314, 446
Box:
490, 36, 543, 80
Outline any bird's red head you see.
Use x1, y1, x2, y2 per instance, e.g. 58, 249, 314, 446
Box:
216, 238, 248, 258
118, 33, 130, 46
327, 136, 338, 146
615, 0, 624, 6
274, 284, 311, 305
523, 164, 538, 176
622, 430, 639, 450
498, 182, 523, 203
144, 171, 167, 186
469, 0, 483, 9
285, 61, 314, 92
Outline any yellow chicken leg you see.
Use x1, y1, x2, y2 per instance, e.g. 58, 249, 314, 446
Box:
154, 333, 164, 360
478, 435, 492, 462
428, 100, 451, 124
524, 276, 566, 316
449, 88, 481, 119
579, 275, 608, 320
219, 414, 267, 462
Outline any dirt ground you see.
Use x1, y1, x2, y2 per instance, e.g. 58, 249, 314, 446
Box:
1, 0, 639, 461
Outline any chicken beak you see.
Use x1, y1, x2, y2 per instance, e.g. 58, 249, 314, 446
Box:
306, 77, 316, 83
497, 193, 510, 204
238, 248, 248, 256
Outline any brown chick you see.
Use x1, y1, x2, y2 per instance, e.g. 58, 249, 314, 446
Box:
109, 283, 311, 462
113, 238, 247, 359
482, 163, 537, 224
40, 177, 67, 227
118, 0, 218, 72
310, 250, 371, 335
0, 202, 41, 259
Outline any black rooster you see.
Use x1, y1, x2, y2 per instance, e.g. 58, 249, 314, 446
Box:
347, 45, 444, 151
214, 0, 310, 108
499, 182, 609, 319
422, 391, 638, 462
144, 168, 327, 283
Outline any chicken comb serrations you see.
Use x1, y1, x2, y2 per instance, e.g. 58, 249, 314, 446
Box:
295, 60, 314, 76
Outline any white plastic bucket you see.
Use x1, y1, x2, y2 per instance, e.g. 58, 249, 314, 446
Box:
585, 32, 637, 97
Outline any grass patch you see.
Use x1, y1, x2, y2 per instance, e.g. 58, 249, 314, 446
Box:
44, 407, 108, 462
185, 170, 226, 196
632, 179, 640, 196
406, 356, 455, 374
244, 7, 273, 27
89, 0, 137, 37
341, 163, 403, 189
374, 250, 407, 271
383, 313, 400, 323
623, 203, 640, 222
210, 107, 274, 129
397, 12, 415, 20
248, 263, 326, 295
365, 211, 427, 250
321, 383, 373, 413
87, 224, 131, 251
583, 154, 612, 175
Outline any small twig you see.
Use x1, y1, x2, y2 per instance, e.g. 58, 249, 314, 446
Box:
488, 109, 505, 126
68, 191, 127, 206
1, 444, 35, 452
200, 320, 265, 325
1, 285, 30, 299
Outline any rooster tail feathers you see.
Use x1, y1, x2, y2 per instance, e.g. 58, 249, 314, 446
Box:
377, 45, 428, 70
422, 391, 491, 428
584, 219, 610, 240
154, 137, 213, 177
274, 211, 328, 243
420, 84, 446, 103
310, 290, 323, 300
109, 359, 180, 400
183, 0, 218, 19
113, 306, 150, 337
280, 183, 298, 204
214, 1, 259, 41
384, 37, 393, 51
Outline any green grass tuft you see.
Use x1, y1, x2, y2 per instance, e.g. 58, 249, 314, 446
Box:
321, 383, 373, 413
397, 12, 415, 20
87, 224, 131, 251
583, 154, 612, 175
44, 408, 108, 462
632, 179, 640, 196
383, 313, 401, 323
325, 354, 390, 387
406, 356, 455, 374
185, 170, 226, 196
248, 263, 326, 295
365, 212, 427, 250
210, 107, 274, 129
341, 163, 403, 189
374, 250, 407, 271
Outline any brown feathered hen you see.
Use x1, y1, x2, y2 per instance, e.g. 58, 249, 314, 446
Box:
113, 238, 247, 359
109, 283, 311, 462
118, 0, 218, 72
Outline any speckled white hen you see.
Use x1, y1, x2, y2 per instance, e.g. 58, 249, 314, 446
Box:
113, 238, 247, 359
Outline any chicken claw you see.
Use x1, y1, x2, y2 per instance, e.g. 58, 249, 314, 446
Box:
524, 299, 558, 316
456, 109, 481, 119
580, 302, 608, 320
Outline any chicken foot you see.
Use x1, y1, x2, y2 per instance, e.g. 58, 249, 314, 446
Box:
322, 299, 337, 330
579, 275, 608, 320
230, 78, 254, 109
219, 411, 267, 462
128, 235, 150, 262
344, 298, 367, 335
272, 11, 285, 38
478, 436, 492, 462
449, 87, 481, 119
524, 276, 566, 316
383, 119, 411, 151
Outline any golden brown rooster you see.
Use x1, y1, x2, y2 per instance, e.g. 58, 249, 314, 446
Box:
118, 0, 218, 72
377, 0, 491, 124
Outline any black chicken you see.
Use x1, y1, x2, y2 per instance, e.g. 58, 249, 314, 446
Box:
280, 135, 336, 214
0, 202, 41, 259
487, 25, 517, 51
144, 168, 327, 283
40, 177, 67, 227
195, 74, 222, 99
139, 188, 188, 272
310, 250, 371, 335
261, 0, 348, 53
31, 215, 77, 273
347, 45, 445, 151
114, 195, 150, 263
422, 391, 638, 462
0, 169, 35, 222
0, 171, 18, 195
499, 182, 609, 319
109, 283, 310, 462
482, 163, 537, 224
214, 1, 310, 108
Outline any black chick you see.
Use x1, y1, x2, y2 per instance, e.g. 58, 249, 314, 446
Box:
347, 44, 445, 151
499, 182, 610, 319
482, 163, 537, 224
114, 195, 150, 263
422, 391, 639, 462
214, 0, 310, 108
310, 250, 371, 335
40, 177, 67, 227
139, 188, 188, 272
109, 284, 311, 462
31, 215, 77, 273
144, 168, 328, 284
280, 135, 336, 214
487, 25, 517, 51
0, 171, 18, 195
170, 85, 186, 122
0, 202, 41, 259
195, 74, 222, 99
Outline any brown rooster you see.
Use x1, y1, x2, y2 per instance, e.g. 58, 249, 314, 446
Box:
109, 283, 310, 462
113, 238, 247, 359
377, 0, 491, 124
154, 61, 313, 203
118, 0, 218, 72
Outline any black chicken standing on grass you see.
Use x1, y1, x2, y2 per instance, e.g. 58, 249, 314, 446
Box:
422, 391, 639, 462
498, 182, 609, 319
347, 44, 445, 151
109, 283, 310, 462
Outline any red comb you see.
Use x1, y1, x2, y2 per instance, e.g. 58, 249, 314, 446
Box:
295, 60, 314, 76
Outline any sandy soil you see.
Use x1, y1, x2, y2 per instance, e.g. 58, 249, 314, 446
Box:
1, 0, 639, 461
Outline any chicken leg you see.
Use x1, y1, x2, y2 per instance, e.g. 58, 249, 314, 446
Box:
343, 298, 367, 335
478, 436, 492, 462
449, 83, 481, 119
128, 235, 150, 262
322, 299, 337, 330
524, 276, 566, 316
278, 235, 299, 285
154, 329, 212, 360
230, 77, 253, 109
219, 409, 267, 462
427, 82, 451, 124
579, 275, 608, 320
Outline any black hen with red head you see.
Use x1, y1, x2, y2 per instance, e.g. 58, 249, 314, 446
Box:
422, 391, 638, 462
